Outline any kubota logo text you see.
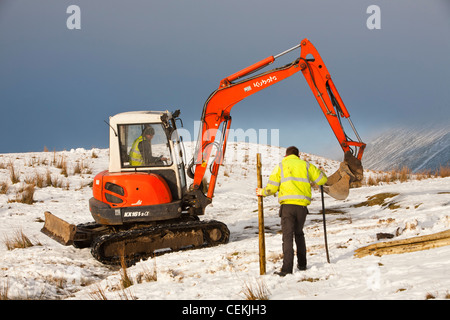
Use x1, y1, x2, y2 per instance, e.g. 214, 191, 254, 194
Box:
253, 76, 277, 88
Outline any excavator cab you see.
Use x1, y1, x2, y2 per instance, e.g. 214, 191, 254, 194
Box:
88, 111, 188, 225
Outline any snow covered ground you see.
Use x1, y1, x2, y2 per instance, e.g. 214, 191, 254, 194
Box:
0, 142, 449, 300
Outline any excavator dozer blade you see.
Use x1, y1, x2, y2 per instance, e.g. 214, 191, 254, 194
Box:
41, 211, 77, 245
323, 151, 364, 200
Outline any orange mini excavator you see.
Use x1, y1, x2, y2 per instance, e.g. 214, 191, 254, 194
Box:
42, 38, 366, 265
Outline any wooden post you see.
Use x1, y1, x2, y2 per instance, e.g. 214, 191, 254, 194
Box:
256, 153, 266, 275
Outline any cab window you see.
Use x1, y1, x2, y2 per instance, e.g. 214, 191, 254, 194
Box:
118, 123, 173, 167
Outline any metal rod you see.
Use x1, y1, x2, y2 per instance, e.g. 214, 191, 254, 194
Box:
347, 117, 362, 143
320, 185, 330, 263
273, 43, 301, 59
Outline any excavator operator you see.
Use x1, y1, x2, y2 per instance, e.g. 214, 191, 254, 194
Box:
129, 126, 168, 166
256, 146, 327, 276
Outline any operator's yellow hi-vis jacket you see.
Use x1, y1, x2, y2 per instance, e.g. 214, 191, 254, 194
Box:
129, 136, 145, 166
262, 154, 328, 206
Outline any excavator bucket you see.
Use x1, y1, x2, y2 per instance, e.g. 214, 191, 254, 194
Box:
323, 152, 364, 200
41, 211, 77, 245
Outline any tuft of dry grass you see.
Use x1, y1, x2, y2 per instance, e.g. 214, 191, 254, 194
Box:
0, 280, 9, 300
8, 162, 20, 184
241, 278, 271, 300
72, 159, 92, 175
365, 175, 378, 186
120, 255, 133, 289
136, 260, 158, 283
45, 170, 52, 186
88, 284, 109, 300
51, 150, 57, 166
89, 257, 155, 300
73, 161, 82, 175
425, 292, 436, 300
362, 165, 450, 187
436, 165, 450, 178
50, 176, 70, 189
398, 166, 411, 182
24, 171, 46, 188
35, 172, 45, 188
21, 184, 36, 204
58, 157, 68, 177
117, 287, 137, 300
8, 184, 36, 205
3, 229, 39, 250
415, 169, 434, 180
0, 181, 9, 194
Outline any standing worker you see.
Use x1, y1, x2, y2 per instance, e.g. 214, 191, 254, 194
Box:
256, 146, 328, 276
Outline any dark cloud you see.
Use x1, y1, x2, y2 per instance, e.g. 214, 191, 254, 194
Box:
0, 0, 449, 158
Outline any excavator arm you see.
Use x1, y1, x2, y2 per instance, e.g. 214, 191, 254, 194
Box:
186, 38, 366, 208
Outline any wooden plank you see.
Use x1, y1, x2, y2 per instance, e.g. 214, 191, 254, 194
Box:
354, 229, 450, 258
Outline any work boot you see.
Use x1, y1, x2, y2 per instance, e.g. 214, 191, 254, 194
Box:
297, 265, 307, 271
274, 270, 291, 277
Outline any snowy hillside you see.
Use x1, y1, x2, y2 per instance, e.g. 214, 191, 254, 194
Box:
0, 142, 450, 301
363, 126, 450, 173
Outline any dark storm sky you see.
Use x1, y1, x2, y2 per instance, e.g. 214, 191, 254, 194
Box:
1, 0, 449, 159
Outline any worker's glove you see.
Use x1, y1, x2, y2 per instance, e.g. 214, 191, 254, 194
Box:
256, 188, 265, 197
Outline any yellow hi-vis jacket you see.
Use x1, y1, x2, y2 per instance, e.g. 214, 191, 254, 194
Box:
262, 154, 328, 206
129, 136, 144, 166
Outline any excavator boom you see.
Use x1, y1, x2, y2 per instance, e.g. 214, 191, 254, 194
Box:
189, 38, 366, 201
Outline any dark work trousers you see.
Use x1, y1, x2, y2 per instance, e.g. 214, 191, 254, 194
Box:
280, 204, 308, 273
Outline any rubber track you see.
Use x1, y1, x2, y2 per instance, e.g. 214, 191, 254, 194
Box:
91, 219, 230, 265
